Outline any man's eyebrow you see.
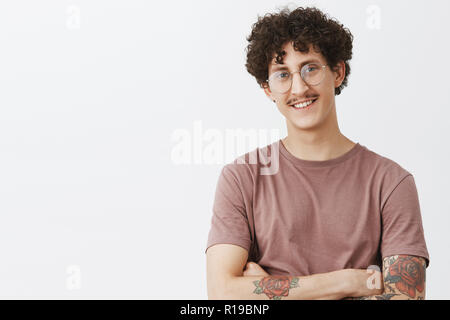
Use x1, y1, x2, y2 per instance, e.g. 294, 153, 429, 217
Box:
270, 59, 321, 71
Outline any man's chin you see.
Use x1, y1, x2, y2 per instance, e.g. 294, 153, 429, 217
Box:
287, 118, 321, 132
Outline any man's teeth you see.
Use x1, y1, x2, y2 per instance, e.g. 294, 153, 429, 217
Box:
293, 99, 315, 108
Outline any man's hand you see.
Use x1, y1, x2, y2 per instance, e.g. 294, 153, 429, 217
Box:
343, 268, 384, 298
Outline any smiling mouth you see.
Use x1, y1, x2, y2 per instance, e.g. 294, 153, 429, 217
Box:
290, 98, 318, 110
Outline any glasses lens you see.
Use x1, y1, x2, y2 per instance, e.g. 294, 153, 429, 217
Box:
302, 63, 325, 86
268, 71, 291, 93
268, 64, 325, 93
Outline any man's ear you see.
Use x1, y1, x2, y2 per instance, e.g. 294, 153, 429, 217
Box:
263, 84, 275, 102
333, 61, 346, 89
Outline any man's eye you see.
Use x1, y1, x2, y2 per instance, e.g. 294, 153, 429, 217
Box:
277, 72, 289, 78
305, 65, 320, 72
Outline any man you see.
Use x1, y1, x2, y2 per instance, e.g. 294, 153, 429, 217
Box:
205, 6, 429, 300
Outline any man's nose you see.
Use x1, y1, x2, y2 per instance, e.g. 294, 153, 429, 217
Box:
290, 72, 309, 95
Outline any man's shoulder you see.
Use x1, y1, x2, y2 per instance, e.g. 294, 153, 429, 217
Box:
360, 144, 413, 184
221, 140, 279, 180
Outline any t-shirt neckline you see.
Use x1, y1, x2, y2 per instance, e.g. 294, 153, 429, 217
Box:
278, 139, 363, 167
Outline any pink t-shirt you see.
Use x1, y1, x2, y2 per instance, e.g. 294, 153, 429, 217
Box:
205, 140, 430, 276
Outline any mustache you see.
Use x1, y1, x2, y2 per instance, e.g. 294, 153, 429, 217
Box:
287, 96, 319, 105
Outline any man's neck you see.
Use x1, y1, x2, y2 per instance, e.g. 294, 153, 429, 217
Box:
282, 115, 355, 162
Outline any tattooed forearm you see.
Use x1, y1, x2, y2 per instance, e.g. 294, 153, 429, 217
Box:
346, 254, 427, 300
383, 255, 426, 299
252, 275, 300, 300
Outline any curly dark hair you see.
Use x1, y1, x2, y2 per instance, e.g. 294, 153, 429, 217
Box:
245, 6, 353, 95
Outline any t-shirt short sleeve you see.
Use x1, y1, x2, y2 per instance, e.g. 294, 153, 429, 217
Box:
205, 165, 252, 254
380, 174, 430, 267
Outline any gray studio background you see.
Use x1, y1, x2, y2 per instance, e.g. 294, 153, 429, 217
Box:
0, 0, 448, 299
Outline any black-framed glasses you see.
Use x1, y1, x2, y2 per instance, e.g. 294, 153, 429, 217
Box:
266, 63, 328, 94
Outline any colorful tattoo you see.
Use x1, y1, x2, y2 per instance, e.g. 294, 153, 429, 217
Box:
253, 275, 299, 300
347, 255, 426, 300
384, 255, 426, 299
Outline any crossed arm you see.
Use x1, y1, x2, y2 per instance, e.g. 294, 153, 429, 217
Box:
206, 244, 427, 300
207, 244, 382, 300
